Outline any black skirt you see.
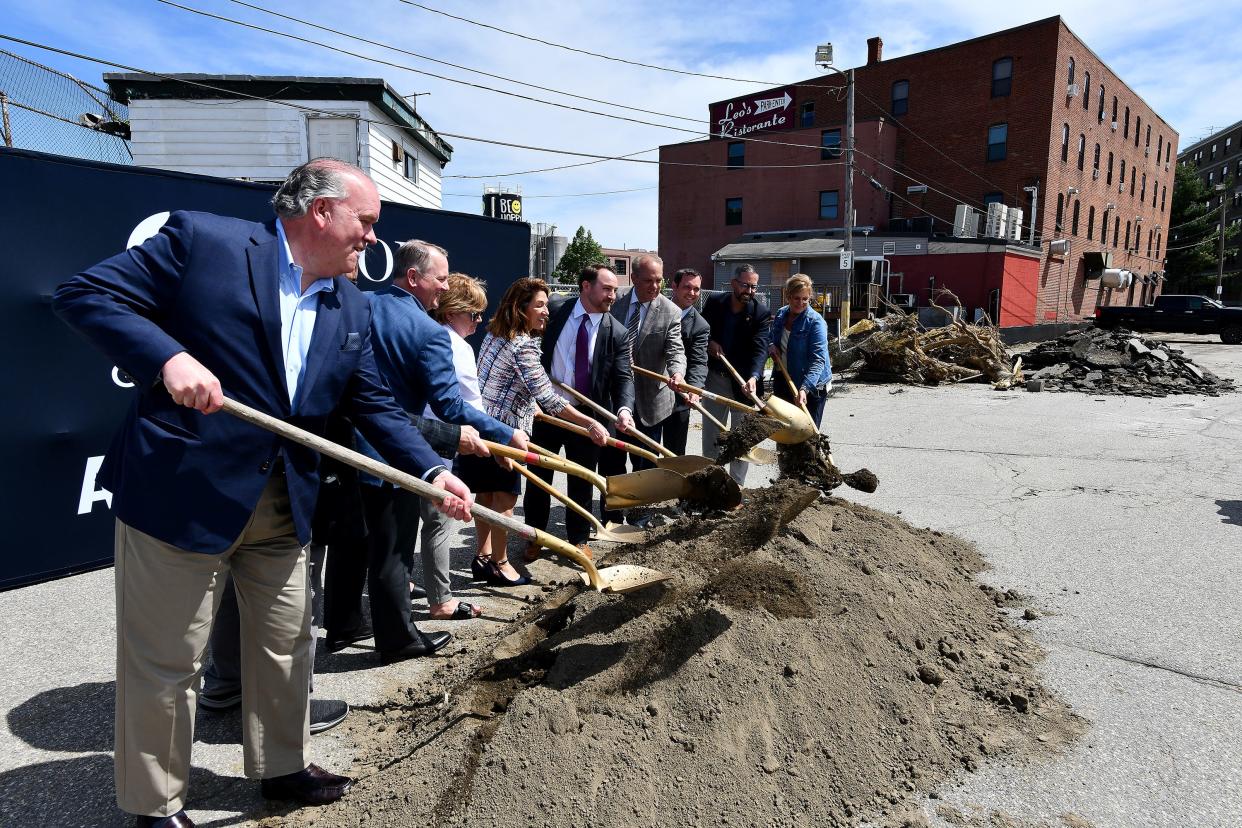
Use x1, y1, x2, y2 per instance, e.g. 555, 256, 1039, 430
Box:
454, 452, 521, 496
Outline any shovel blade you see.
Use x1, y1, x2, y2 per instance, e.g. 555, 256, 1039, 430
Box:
656, 455, 714, 475
762, 394, 818, 444
595, 522, 649, 544
605, 467, 690, 509
581, 564, 671, 594
743, 446, 777, 464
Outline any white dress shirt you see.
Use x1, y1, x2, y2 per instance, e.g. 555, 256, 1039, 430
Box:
275, 218, 336, 411
550, 298, 602, 405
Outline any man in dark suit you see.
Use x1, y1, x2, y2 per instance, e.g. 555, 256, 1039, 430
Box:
523, 265, 635, 558
700, 263, 771, 485
52, 159, 473, 827
356, 239, 528, 663
603, 254, 685, 475
664, 268, 711, 456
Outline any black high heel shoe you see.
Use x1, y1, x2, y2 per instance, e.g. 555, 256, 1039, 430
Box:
485, 558, 531, 586
470, 555, 491, 581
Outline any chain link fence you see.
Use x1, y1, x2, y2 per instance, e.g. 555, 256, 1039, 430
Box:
0, 49, 131, 165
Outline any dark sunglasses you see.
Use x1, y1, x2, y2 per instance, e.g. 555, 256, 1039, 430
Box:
470, 311, 484, 322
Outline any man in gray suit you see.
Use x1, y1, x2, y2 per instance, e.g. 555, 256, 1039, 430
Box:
663, 268, 710, 456
600, 254, 685, 510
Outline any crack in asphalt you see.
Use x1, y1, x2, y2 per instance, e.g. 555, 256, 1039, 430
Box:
1050, 640, 1242, 695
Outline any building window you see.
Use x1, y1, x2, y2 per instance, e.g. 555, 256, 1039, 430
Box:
818, 190, 840, 219
1166, 143, 1172, 164
1157, 134, 1163, 160
1131, 173, 1136, 197
1135, 116, 1142, 148
1211, 142, 1217, 159
1124, 220, 1131, 250
1156, 231, 1161, 258
725, 197, 742, 225
992, 58, 1012, 97
1061, 124, 1070, 163
1097, 86, 1106, 122
1145, 124, 1151, 149
800, 101, 815, 128
983, 192, 1004, 206
1107, 152, 1114, 184
727, 141, 745, 168
1124, 107, 1130, 138
1082, 71, 1091, 109
403, 152, 418, 183
1141, 173, 1146, 201
1056, 193, 1064, 230
1087, 206, 1095, 240
820, 129, 842, 160
1071, 199, 1081, 235
1077, 134, 1086, 171
1112, 96, 1118, 125
1067, 57, 1076, 85
892, 80, 909, 116
987, 123, 1008, 161
613, 258, 629, 276
1101, 211, 1109, 246
1114, 216, 1121, 248
1093, 143, 1101, 172
1209, 171, 1215, 185
1162, 185, 1167, 211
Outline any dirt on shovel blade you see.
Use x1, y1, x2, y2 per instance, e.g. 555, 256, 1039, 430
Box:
265, 484, 1083, 828
714, 412, 784, 465
778, 433, 879, 494
684, 464, 742, 509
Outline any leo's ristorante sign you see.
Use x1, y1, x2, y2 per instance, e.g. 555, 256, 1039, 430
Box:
709, 86, 798, 138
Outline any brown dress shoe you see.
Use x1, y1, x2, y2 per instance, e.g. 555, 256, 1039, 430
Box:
134, 812, 194, 827
260, 763, 352, 805
523, 541, 541, 563
576, 543, 594, 560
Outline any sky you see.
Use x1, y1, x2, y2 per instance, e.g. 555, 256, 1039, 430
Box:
4, 0, 1241, 250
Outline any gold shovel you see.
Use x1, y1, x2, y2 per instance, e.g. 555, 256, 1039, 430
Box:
714, 354, 817, 444
221, 398, 667, 593
511, 462, 648, 544
535, 410, 713, 475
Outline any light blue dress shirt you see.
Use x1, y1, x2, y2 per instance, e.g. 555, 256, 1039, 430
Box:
275, 218, 337, 411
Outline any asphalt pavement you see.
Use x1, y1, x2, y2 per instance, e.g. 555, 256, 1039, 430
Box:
1, 332, 1238, 827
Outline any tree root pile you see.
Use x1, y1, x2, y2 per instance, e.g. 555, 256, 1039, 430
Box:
831, 297, 1023, 390
1023, 327, 1233, 397
267, 487, 1083, 828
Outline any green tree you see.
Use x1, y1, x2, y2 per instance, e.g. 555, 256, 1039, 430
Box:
552, 226, 606, 284
1164, 163, 1239, 294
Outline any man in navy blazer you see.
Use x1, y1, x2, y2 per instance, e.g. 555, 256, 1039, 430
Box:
53, 159, 473, 827
353, 239, 528, 663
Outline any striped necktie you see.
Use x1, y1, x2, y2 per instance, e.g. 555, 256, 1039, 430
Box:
627, 300, 642, 344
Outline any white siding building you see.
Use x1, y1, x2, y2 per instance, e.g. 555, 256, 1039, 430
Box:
103, 74, 452, 209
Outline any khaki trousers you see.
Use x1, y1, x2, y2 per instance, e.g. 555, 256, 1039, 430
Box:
700, 369, 751, 486
114, 474, 311, 816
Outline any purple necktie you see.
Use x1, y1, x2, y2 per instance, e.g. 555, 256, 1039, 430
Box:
574, 314, 591, 395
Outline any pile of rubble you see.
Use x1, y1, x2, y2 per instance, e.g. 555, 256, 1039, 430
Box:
830, 298, 1023, 390
1023, 327, 1233, 397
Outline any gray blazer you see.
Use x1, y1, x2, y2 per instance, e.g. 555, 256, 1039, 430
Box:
612, 290, 686, 426
674, 306, 710, 413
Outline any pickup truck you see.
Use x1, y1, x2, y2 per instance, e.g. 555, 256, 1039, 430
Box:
1094, 295, 1242, 344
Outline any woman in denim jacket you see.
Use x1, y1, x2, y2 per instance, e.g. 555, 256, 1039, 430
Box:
769, 273, 832, 428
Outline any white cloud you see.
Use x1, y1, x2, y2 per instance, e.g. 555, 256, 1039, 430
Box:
5, 0, 1237, 248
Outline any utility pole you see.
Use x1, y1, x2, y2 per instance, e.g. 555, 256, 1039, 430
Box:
1217, 184, 1228, 300
0, 92, 12, 148
840, 68, 855, 338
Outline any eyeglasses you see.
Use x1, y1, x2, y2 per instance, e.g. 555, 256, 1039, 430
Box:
733, 280, 759, 292
470, 311, 484, 322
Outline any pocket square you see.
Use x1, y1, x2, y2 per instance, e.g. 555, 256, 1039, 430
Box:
342, 332, 362, 351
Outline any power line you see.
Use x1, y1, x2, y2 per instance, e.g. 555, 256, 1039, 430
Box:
221, 0, 703, 125
442, 146, 659, 179
396, 0, 796, 86
0, 35, 849, 173
443, 185, 658, 199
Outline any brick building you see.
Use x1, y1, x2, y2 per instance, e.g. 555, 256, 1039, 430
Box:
1177, 119, 1242, 291
658, 16, 1177, 325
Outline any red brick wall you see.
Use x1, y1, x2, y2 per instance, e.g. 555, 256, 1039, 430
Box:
658, 16, 1179, 321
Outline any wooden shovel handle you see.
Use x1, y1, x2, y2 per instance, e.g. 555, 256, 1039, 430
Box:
631, 366, 756, 415
483, 440, 608, 494
534, 412, 661, 463
511, 462, 606, 534
714, 353, 764, 408
684, 394, 729, 432
219, 398, 605, 589
553, 381, 675, 458
772, 350, 814, 421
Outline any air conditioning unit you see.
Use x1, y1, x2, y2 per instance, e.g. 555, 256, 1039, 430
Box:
1119, 183, 1125, 194
1092, 169, 1100, 180
1144, 147, 1150, 157
1049, 239, 1070, 255
391, 141, 404, 162
1005, 208, 1024, 241
1111, 121, 1118, 131
953, 204, 979, 238
1067, 83, 1080, 97
984, 202, 1008, 238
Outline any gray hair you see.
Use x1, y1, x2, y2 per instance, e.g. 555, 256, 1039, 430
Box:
271, 158, 361, 218
396, 239, 449, 277
734, 263, 758, 279
632, 253, 663, 277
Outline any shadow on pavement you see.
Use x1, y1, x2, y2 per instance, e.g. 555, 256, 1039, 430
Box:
1215, 500, 1242, 526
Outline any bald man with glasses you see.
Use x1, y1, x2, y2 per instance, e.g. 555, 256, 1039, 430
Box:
700, 263, 771, 485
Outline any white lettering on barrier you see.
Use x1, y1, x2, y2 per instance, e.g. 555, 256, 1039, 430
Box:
78, 455, 113, 515
359, 239, 393, 283
111, 367, 136, 388
127, 211, 172, 249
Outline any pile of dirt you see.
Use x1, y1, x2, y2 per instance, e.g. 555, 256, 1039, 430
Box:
1023, 327, 1233, 397
267, 486, 1082, 828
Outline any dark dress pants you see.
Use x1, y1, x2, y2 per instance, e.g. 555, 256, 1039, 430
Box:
660, 407, 692, 456
359, 483, 433, 654
524, 420, 601, 546
323, 537, 369, 642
